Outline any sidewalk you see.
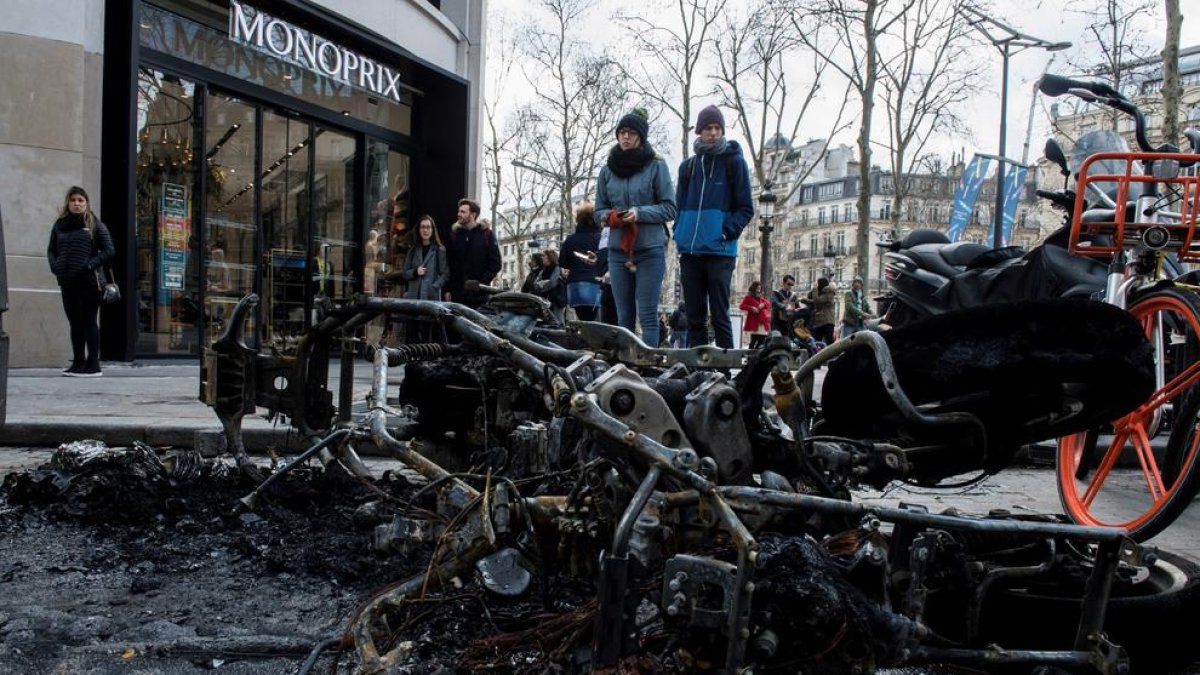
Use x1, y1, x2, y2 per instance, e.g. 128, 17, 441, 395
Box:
0, 359, 372, 452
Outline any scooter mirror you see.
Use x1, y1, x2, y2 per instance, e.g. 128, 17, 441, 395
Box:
1044, 139, 1070, 177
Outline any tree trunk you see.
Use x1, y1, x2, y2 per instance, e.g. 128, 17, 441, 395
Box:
856, 0, 880, 284
1161, 0, 1182, 147
682, 99, 692, 161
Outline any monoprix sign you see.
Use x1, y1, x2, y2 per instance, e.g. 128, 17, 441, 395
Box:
229, 0, 406, 104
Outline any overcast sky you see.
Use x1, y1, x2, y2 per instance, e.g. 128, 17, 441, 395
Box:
485, 0, 1200, 181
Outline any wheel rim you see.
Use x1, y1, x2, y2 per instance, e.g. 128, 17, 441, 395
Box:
1057, 294, 1200, 536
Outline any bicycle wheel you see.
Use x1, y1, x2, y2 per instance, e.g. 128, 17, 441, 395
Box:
1057, 286, 1200, 541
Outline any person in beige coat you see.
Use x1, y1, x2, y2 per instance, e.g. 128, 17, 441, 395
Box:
803, 277, 837, 345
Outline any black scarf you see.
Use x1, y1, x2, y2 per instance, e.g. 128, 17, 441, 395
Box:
606, 143, 656, 178
56, 212, 87, 232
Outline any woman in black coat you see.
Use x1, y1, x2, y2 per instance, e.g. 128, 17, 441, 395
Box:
559, 202, 605, 321
47, 186, 113, 377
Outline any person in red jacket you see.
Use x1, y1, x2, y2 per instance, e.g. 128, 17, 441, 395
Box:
739, 280, 772, 349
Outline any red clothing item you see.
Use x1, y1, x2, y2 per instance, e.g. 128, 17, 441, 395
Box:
606, 209, 639, 260
740, 293, 772, 333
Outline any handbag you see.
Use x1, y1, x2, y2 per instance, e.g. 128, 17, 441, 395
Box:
96, 267, 121, 304
87, 224, 120, 304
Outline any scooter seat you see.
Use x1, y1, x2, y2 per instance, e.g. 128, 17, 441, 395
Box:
908, 245, 964, 279
900, 229, 950, 248
939, 241, 990, 267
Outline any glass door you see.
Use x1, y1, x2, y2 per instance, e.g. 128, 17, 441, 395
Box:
260, 110, 312, 349
364, 141, 411, 345
203, 91, 259, 346
313, 127, 358, 300
135, 68, 201, 355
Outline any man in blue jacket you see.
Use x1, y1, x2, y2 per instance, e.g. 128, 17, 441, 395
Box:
673, 105, 754, 349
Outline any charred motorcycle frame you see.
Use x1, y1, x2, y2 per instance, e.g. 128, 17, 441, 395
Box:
201, 291, 1164, 674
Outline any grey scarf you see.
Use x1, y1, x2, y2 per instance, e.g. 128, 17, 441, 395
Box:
693, 136, 729, 156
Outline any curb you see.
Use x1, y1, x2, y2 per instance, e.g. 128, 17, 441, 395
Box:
0, 420, 312, 453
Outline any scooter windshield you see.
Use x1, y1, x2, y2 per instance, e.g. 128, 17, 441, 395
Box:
1070, 129, 1142, 204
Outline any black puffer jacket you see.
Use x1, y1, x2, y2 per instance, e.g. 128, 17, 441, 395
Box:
47, 214, 114, 286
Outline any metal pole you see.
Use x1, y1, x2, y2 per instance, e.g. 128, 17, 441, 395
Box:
992, 42, 1011, 250
759, 220, 773, 291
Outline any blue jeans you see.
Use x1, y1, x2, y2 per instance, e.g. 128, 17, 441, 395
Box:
567, 281, 601, 307
608, 246, 666, 346
679, 254, 736, 349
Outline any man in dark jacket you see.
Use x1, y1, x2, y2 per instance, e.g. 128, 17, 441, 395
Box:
673, 105, 754, 348
771, 275, 798, 336
446, 198, 502, 308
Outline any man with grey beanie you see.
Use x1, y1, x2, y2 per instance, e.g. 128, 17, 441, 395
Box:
672, 104, 754, 349
841, 275, 875, 338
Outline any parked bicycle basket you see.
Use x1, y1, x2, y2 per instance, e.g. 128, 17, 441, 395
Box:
1069, 151, 1200, 263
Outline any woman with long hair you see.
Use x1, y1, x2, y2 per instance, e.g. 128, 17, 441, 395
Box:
533, 249, 567, 323
594, 108, 676, 345
47, 186, 113, 377
400, 215, 449, 341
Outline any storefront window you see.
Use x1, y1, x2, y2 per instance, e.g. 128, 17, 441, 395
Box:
135, 68, 201, 355
134, 2, 416, 356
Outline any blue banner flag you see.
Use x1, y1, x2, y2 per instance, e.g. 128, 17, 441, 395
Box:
994, 164, 1028, 246
947, 154, 990, 242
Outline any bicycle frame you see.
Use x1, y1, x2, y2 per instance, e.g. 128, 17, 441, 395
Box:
1055, 139, 1200, 537
1073, 151, 1200, 436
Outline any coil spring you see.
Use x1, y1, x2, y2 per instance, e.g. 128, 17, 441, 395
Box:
379, 343, 445, 367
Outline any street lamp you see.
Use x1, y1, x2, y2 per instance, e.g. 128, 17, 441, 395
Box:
960, 6, 1070, 249
758, 182, 777, 289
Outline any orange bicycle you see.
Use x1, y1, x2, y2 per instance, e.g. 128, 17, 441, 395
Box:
1040, 74, 1200, 541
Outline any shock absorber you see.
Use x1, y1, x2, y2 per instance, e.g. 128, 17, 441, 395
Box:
365, 343, 446, 366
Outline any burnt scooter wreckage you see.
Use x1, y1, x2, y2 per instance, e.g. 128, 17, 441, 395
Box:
201, 287, 1191, 674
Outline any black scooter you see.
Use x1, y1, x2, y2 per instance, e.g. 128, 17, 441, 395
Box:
877, 138, 1179, 328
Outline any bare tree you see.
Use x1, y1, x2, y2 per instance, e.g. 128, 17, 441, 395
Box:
1069, 0, 1157, 130
483, 12, 522, 227
711, 0, 851, 195
615, 0, 727, 160
793, 0, 917, 279
877, 0, 978, 235
493, 107, 559, 249
1161, 0, 1183, 147
518, 0, 629, 241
